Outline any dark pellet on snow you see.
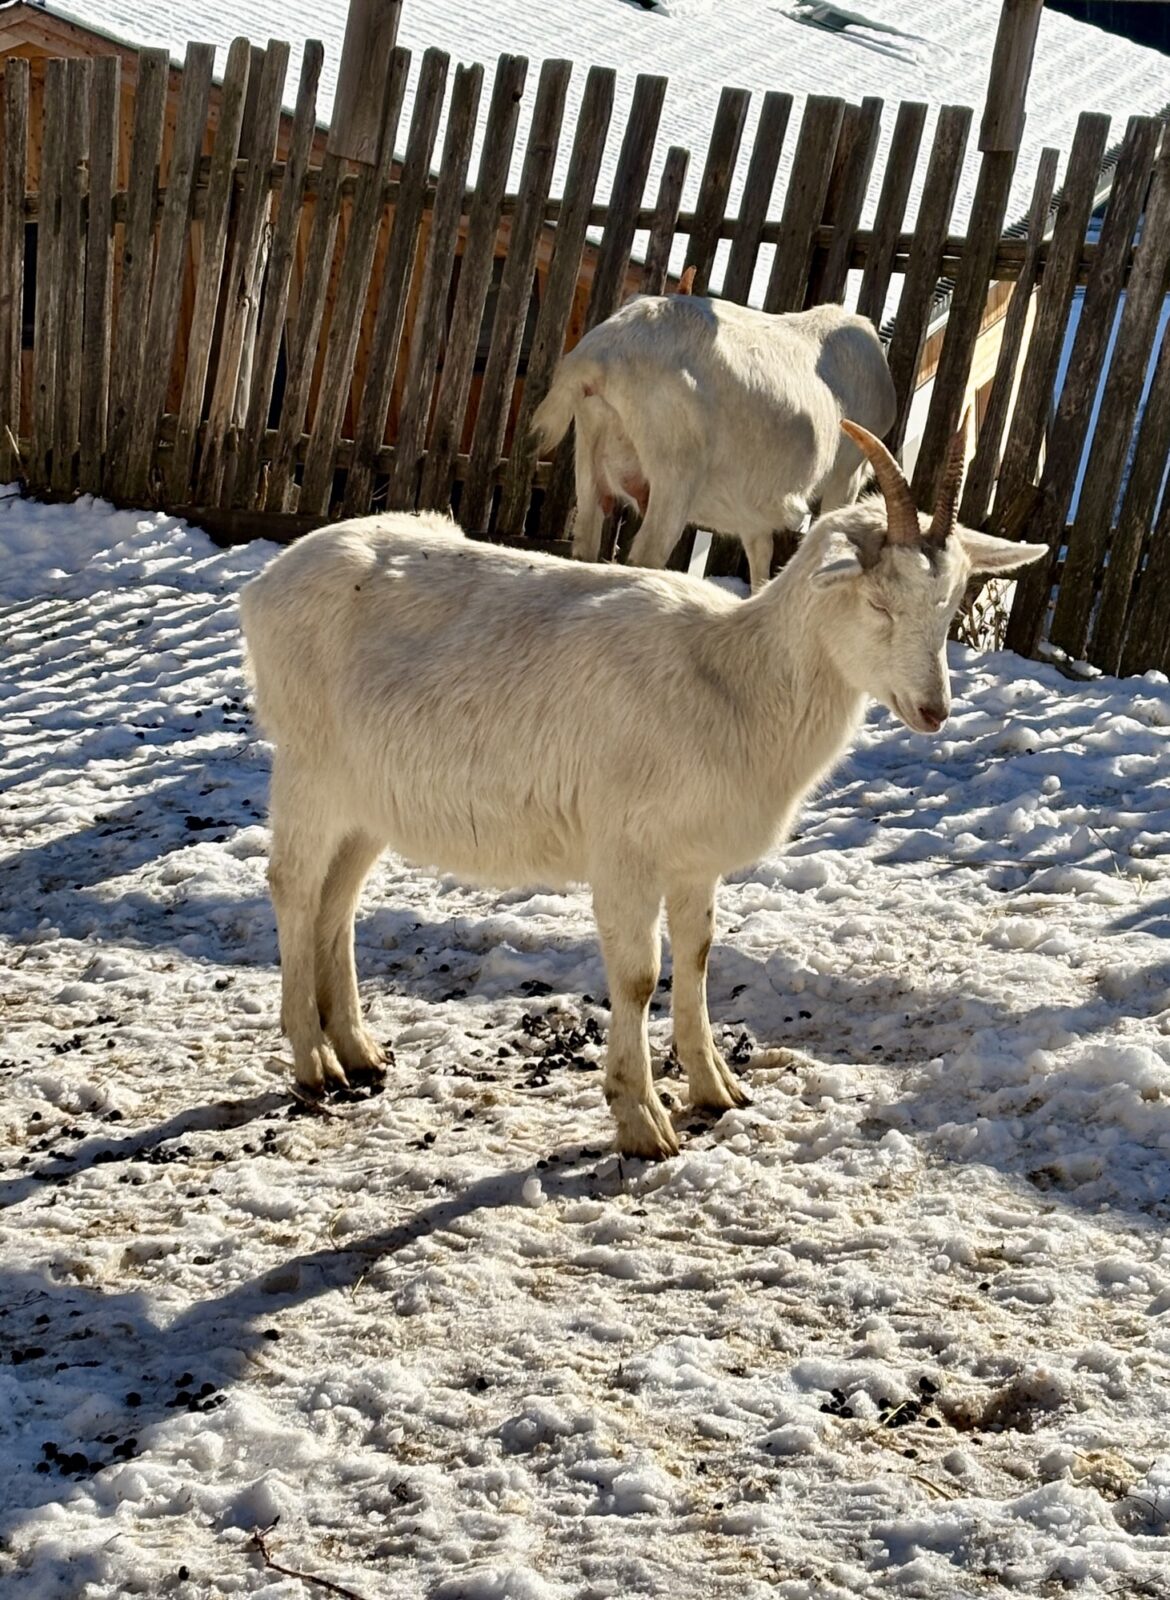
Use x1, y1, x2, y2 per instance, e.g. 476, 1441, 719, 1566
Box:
125, 1392, 142, 1407
262, 1328, 281, 1341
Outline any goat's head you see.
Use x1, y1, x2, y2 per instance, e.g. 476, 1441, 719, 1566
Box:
807, 414, 1048, 734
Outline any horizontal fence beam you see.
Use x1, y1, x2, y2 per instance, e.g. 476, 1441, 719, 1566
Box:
14, 169, 1121, 288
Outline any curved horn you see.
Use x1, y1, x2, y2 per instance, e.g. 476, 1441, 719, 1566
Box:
839, 419, 919, 546
926, 407, 971, 548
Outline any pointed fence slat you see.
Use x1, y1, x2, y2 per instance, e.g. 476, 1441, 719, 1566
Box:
722, 90, 791, 305
0, 58, 29, 483
764, 95, 845, 314
885, 104, 972, 452
685, 86, 750, 294
233, 39, 324, 510
1079, 129, 1170, 668
385, 61, 483, 510
104, 48, 168, 498
461, 58, 572, 534
911, 143, 1018, 509
264, 148, 348, 510
119, 41, 216, 504
341, 47, 449, 518
808, 95, 882, 306
51, 58, 91, 496
856, 99, 926, 329
418, 53, 530, 512
1010, 114, 1162, 657
78, 56, 120, 491
993, 112, 1110, 539
31, 60, 67, 491
959, 146, 1058, 528
297, 45, 409, 516
640, 144, 690, 294
495, 63, 614, 538
539, 70, 667, 539
198, 39, 294, 504
1116, 333, 1170, 675
167, 38, 254, 502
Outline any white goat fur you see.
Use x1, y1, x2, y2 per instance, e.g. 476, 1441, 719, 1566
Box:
533, 296, 897, 590
240, 499, 1045, 1159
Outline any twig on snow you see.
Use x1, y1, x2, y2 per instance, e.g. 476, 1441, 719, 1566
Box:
250, 1524, 372, 1600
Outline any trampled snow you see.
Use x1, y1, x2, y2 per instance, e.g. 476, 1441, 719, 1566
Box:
1, 492, 1169, 1598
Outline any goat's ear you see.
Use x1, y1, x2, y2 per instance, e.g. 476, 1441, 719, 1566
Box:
956, 529, 1049, 575
809, 529, 867, 588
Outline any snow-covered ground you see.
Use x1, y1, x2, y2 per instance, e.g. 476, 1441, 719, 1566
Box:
1, 492, 1168, 1600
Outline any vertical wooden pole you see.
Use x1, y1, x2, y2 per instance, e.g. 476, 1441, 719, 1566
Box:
328, 0, 403, 164
0, 59, 29, 483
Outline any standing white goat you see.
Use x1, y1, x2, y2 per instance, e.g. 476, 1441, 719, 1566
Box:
239, 418, 1045, 1160
532, 295, 897, 591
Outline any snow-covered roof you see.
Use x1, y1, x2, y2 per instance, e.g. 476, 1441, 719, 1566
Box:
24, 0, 1170, 308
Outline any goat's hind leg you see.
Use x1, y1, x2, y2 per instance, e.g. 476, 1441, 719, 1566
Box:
268, 759, 350, 1096
315, 830, 386, 1082
667, 879, 749, 1112
626, 479, 693, 573
593, 867, 679, 1159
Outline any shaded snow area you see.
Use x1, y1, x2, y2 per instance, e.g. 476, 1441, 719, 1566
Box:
2, 492, 1170, 1600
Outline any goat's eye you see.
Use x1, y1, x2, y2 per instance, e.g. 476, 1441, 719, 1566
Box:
867, 600, 892, 620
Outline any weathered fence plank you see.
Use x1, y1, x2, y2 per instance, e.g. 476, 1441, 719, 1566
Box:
51, 58, 91, 497
686, 85, 751, 295
960, 146, 1059, 528
885, 104, 972, 452
808, 95, 882, 306
198, 40, 295, 504
328, 0, 403, 165
764, 95, 845, 313
1078, 128, 1170, 668
297, 47, 408, 516
104, 48, 168, 498
640, 144, 690, 294
461, 57, 572, 534
856, 99, 926, 329
1010, 115, 1161, 657
993, 112, 1110, 540
120, 41, 216, 503
1116, 331, 1170, 675
385, 60, 483, 510
31, 59, 67, 492
0, 58, 29, 482
233, 40, 324, 510
722, 90, 791, 305
911, 145, 1018, 509
495, 63, 614, 538
539, 71, 667, 539
78, 56, 120, 492
166, 38, 254, 501
341, 47, 450, 518
418, 52, 530, 512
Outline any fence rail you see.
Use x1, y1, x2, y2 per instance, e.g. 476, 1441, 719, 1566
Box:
0, 38, 1167, 674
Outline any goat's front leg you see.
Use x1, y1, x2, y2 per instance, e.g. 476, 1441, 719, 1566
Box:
666, 879, 750, 1113
592, 869, 679, 1160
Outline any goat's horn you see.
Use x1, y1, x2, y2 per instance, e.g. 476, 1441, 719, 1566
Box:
839, 419, 919, 546
926, 408, 971, 547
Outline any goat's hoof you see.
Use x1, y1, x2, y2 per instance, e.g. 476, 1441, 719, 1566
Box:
293, 1042, 350, 1096
614, 1099, 680, 1161
687, 1052, 751, 1112
332, 1028, 389, 1079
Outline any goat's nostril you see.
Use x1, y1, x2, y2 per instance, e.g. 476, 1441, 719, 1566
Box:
918, 704, 946, 731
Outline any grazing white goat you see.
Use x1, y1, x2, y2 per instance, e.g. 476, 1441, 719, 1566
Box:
532, 294, 897, 591
239, 418, 1045, 1160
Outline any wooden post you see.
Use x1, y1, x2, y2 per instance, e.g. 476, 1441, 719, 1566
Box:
328, 0, 403, 165
979, 0, 1045, 154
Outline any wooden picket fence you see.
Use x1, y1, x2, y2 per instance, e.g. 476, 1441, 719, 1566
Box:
0, 38, 1167, 674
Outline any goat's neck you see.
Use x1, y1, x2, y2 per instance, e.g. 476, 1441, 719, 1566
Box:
723, 561, 866, 774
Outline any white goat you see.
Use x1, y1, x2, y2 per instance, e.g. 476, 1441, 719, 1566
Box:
239, 419, 1045, 1160
532, 295, 897, 591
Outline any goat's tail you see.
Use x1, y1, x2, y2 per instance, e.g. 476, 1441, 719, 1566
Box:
530, 369, 584, 452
